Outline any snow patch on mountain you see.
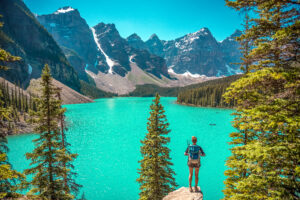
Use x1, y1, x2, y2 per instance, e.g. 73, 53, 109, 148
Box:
168, 66, 206, 78
181, 71, 204, 78
91, 27, 117, 74
129, 55, 135, 63
54, 7, 75, 14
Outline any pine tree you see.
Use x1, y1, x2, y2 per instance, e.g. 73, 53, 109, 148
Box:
223, 0, 300, 199
56, 90, 81, 196
25, 64, 80, 200
0, 18, 23, 197
137, 94, 177, 200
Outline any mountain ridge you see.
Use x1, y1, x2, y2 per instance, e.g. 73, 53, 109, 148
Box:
0, 0, 81, 91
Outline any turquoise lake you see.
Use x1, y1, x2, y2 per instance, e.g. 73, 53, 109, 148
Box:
7, 97, 235, 200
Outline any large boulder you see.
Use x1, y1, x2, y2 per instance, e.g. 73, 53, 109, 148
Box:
163, 187, 203, 200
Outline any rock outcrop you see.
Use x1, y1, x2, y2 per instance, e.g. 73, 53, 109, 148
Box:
163, 187, 203, 200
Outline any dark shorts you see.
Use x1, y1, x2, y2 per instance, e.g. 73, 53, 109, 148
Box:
188, 160, 200, 168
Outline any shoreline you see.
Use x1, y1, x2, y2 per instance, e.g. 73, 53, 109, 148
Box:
174, 101, 235, 110
7, 97, 233, 136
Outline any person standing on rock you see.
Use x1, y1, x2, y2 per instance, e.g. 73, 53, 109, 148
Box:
184, 136, 205, 192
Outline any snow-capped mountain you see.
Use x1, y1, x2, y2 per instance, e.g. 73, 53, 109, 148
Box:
164, 28, 227, 76
36, 6, 242, 94
37, 8, 176, 94
37, 7, 99, 82
127, 28, 242, 77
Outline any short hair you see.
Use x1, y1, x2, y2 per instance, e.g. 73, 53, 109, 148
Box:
192, 136, 197, 143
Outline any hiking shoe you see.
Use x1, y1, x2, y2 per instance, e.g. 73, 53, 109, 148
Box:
189, 187, 193, 192
194, 186, 199, 192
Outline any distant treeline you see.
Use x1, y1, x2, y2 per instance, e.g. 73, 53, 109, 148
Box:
177, 75, 241, 107
126, 75, 241, 108
0, 79, 37, 114
79, 80, 116, 99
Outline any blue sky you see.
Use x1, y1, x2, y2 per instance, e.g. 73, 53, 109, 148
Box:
24, 0, 243, 41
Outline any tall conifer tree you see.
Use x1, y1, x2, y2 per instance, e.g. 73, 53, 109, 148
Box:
137, 94, 177, 200
25, 64, 80, 200
223, 0, 300, 199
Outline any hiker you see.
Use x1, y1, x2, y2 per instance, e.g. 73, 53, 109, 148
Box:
184, 136, 205, 192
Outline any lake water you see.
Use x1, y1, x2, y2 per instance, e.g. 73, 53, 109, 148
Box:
7, 97, 234, 200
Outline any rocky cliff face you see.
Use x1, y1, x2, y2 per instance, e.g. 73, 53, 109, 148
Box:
126, 33, 148, 50
91, 23, 131, 76
38, 8, 170, 80
163, 28, 227, 76
91, 22, 170, 78
37, 7, 99, 82
219, 29, 242, 75
145, 34, 165, 57
127, 29, 242, 77
0, 0, 81, 91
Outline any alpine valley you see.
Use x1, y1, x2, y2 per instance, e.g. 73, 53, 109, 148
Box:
0, 0, 242, 96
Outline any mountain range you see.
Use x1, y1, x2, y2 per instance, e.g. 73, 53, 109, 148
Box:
0, 1, 242, 95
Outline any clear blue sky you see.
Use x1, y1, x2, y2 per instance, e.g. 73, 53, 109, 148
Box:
24, 0, 243, 41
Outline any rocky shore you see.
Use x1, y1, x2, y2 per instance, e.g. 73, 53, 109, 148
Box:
163, 187, 203, 200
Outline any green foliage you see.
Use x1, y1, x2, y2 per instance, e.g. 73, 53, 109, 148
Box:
25, 64, 80, 200
0, 49, 21, 70
177, 75, 241, 107
223, 0, 300, 199
0, 33, 24, 198
0, 79, 37, 113
0, 153, 24, 198
79, 80, 116, 99
137, 94, 177, 200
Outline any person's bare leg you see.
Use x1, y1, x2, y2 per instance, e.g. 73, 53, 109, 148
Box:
189, 167, 193, 192
194, 167, 200, 192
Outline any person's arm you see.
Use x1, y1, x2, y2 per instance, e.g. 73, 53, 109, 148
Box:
184, 147, 189, 156
200, 147, 206, 157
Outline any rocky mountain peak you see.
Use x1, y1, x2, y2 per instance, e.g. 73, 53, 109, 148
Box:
145, 33, 164, 57
94, 23, 119, 36
148, 33, 161, 41
232, 29, 242, 37
37, 7, 98, 81
126, 33, 148, 50
221, 29, 242, 43
182, 27, 213, 43
127, 33, 142, 41
194, 27, 211, 35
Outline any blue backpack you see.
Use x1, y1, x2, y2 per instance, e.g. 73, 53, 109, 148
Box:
189, 145, 202, 160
